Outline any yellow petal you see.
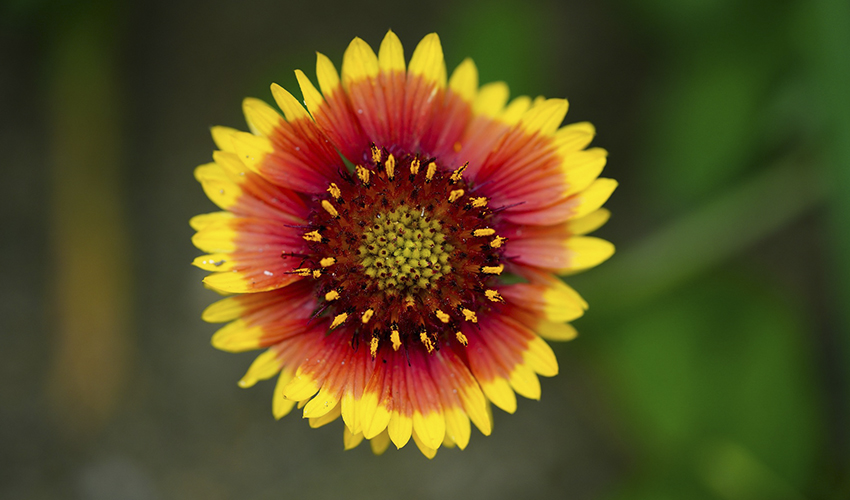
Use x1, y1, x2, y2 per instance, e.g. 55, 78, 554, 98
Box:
562, 236, 615, 274
192, 221, 237, 253
387, 411, 413, 449
571, 178, 617, 219
458, 382, 492, 436
295, 69, 324, 115
341, 37, 379, 86
210, 125, 240, 152
369, 429, 391, 455
448, 58, 478, 103
194, 163, 242, 210
443, 407, 471, 450
211, 319, 265, 353
271, 83, 310, 122
568, 208, 611, 236
192, 253, 235, 272
408, 33, 446, 86
378, 30, 405, 72
201, 295, 244, 323
480, 377, 517, 414
554, 121, 596, 153
340, 390, 361, 435
228, 131, 274, 172
536, 321, 579, 342
524, 335, 559, 377
343, 427, 364, 450
500, 95, 532, 125
519, 98, 568, 136
238, 349, 282, 388
542, 280, 588, 322
273, 369, 296, 419
412, 410, 446, 450
242, 97, 282, 136
308, 401, 341, 428
360, 391, 391, 439
474, 82, 509, 117
411, 429, 438, 459
509, 363, 541, 400
189, 211, 233, 231
315, 52, 341, 95
281, 370, 321, 401
563, 148, 608, 197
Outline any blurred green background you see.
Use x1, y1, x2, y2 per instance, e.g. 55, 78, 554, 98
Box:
2, 0, 848, 498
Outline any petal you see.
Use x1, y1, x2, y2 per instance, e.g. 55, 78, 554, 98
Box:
408, 33, 446, 87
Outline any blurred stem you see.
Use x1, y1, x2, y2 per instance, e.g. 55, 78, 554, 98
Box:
574, 159, 826, 312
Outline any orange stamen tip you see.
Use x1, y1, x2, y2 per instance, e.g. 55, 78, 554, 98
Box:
435, 310, 451, 323
482, 264, 504, 275
385, 153, 395, 179
461, 308, 478, 323
410, 158, 421, 175
485, 289, 504, 302
448, 189, 464, 203
330, 312, 348, 330
321, 199, 339, 218
370, 336, 380, 358
426, 162, 437, 182
471, 197, 488, 208
303, 230, 322, 242
361, 308, 374, 324
325, 290, 340, 301
450, 163, 467, 183
356, 165, 371, 185
327, 183, 342, 200
489, 236, 506, 248
455, 331, 468, 346
473, 228, 495, 237
420, 331, 434, 353
320, 257, 336, 267
390, 329, 401, 351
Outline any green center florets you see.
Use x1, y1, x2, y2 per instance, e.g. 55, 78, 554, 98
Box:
358, 205, 453, 292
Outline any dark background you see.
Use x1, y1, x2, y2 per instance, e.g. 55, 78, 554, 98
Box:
2, 0, 849, 498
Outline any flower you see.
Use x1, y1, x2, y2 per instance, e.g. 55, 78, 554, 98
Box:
192, 31, 615, 458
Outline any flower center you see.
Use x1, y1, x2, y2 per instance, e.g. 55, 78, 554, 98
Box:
291, 146, 507, 357
359, 206, 452, 292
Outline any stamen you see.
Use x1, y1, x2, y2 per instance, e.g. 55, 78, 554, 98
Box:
455, 331, 468, 346
471, 197, 488, 208
390, 328, 401, 351
370, 335, 380, 358
293, 268, 312, 277
371, 144, 382, 164
461, 308, 478, 323
321, 200, 339, 218
327, 183, 341, 200
435, 310, 451, 323
356, 165, 371, 185
312, 269, 322, 279
482, 264, 504, 275
330, 312, 348, 330
448, 189, 464, 203
320, 257, 336, 267
473, 228, 495, 237
361, 308, 374, 324
425, 162, 437, 182
490, 236, 506, 248
325, 290, 340, 301
410, 158, 420, 176
420, 330, 434, 353
450, 163, 468, 183
385, 153, 396, 180
303, 230, 322, 242
485, 289, 504, 302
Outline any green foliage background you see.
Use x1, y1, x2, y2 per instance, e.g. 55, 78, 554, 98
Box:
1, 0, 848, 498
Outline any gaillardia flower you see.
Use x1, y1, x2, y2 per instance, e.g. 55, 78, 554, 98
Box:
192, 31, 615, 457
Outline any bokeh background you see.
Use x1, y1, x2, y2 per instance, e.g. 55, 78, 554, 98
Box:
2, 0, 849, 498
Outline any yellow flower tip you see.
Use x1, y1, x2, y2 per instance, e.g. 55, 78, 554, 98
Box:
390, 328, 401, 351
361, 308, 374, 324
455, 331, 468, 346
315, 51, 341, 95
461, 308, 478, 323
330, 312, 348, 330
450, 164, 467, 183
356, 165, 371, 185
481, 264, 504, 275
484, 289, 504, 303
327, 182, 342, 200
448, 58, 478, 103
472, 228, 495, 237
369, 336, 381, 358
409, 33, 446, 86
426, 161, 437, 182
324, 290, 339, 301
378, 30, 405, 72
320, 257, 336, 267
420, 331, 435, 353
410, 158, 420, 175
294, 69, 324, 114
385, 153, 396, 179
489, 236, 506, 248
321, 199, 339, 218
342, 36, 379, 86
303, 230, 322, 242
435, 310, 451, 323
448, 189, 464, 203
242, 97, 281, 137
470, 197, 488, 208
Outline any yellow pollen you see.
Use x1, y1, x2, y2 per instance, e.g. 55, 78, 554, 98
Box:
390, 328, 401, 351
420, 331, 434, 353
435, 310, 451, 323
327, 183, 341, 199
312, 269, 322, 279
293, 268, 312, 276
330, 312, 348, 330
482, 264, 504, 275
448, 189, 464, 203
321, 200, 339, 218
461, 308, 478, 323
490, 236, 506, 248
371, 145, 382, 163
473, 228, 495, 237
385, 153, 396, 179
410, 158, 420, 175
370, 336, 380, 358
303, 230, 322, 242
325, 290, 339, 301
450, 163, 467, 182
320, 257, 336, 267
361, 308, 374, 324
356, 165, 371, 185
455, 331, 468, 346
426, 162, 437, 181
471, 197, 488, 208
485, 289, 504, 302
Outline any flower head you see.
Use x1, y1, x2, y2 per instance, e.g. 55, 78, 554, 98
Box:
192, 31, 616, 457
